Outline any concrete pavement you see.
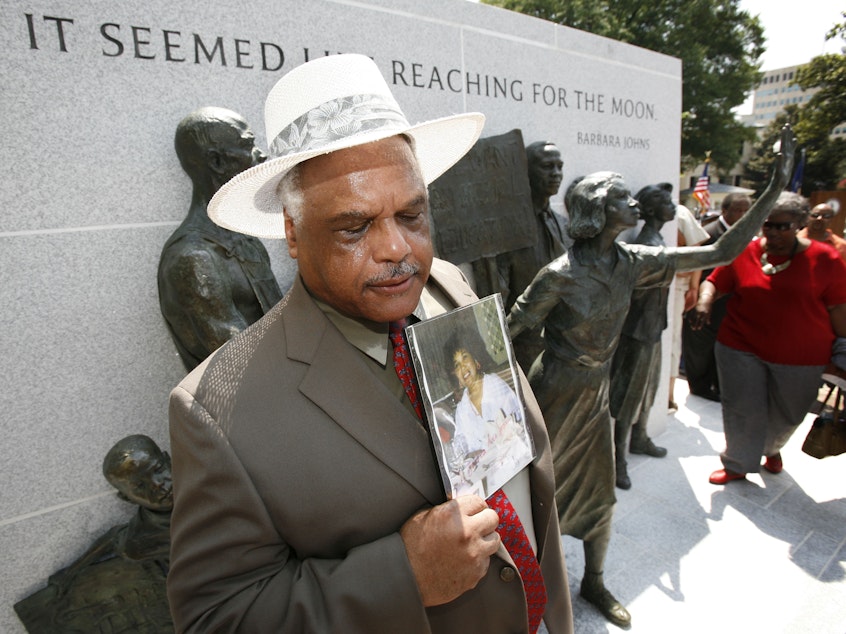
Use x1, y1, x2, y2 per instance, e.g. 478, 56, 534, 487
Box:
563, 379, 846, 633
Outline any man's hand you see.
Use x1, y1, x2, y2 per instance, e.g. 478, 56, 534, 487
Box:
400, 495, 501, 607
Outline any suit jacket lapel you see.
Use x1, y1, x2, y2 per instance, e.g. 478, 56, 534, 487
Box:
283, 277, 445, 507
278, 263, 555, 553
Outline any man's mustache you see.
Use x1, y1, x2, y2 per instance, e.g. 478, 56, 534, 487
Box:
367, 260, 420, 284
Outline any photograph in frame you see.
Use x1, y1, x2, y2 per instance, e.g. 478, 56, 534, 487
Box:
405, 294, 535, 499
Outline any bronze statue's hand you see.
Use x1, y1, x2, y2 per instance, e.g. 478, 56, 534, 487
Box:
400, 495, 500, 606
772, 124, 797, 190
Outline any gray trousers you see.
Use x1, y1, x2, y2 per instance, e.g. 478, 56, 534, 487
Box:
715, 342, 823, 474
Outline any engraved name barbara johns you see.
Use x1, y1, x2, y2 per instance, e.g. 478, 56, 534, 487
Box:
576, 132, 652, 150
21, 12, 658, 124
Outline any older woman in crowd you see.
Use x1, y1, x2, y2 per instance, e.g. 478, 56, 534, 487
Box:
692, 192, 846, 484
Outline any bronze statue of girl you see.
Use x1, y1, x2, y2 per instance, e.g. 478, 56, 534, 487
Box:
507, 126, 795, 628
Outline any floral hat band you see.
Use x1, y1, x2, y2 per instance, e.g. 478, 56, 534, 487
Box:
208, 54, 485, 239
268, 93, 410, 159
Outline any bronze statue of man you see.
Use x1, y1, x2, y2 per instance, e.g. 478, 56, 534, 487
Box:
15, 435, 174, 633
158, 107, 283, 371
497, 141, 570, 370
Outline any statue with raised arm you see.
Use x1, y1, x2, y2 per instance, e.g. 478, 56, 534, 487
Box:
506, 125, 795, 629
158, 107, 283, 371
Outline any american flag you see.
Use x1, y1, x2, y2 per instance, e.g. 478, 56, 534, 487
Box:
692, 156, 711, 213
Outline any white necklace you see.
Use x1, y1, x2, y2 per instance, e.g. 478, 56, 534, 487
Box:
760, 238, 798, 275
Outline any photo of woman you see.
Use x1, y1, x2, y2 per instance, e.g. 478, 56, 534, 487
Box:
405, 295, 533, 498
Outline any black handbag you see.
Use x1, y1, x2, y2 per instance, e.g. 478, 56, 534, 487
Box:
802, 386, 846, 459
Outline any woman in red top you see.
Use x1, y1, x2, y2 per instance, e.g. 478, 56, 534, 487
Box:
692, 192, 846, 484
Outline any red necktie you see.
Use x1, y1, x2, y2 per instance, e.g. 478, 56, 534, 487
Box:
388, 319, 425, 420
388, 318, 547, 633
488, 490, 548, 633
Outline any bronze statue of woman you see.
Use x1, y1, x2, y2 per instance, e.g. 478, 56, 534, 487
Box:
507, 126, 795, 628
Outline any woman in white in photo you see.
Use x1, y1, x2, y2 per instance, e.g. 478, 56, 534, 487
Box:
445, 331, 531, 488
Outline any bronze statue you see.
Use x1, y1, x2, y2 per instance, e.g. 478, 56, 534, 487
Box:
158, 107, 283, 371
609, 183, 675, 491
506, 125, 795, 628
15, 435, 173, 633
497, 141, 571, 370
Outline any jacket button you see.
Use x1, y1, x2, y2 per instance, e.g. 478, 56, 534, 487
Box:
500, 566, 517, 582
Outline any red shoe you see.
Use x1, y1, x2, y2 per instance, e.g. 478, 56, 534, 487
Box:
709, 468, 745, 485
763, 453, 783, 474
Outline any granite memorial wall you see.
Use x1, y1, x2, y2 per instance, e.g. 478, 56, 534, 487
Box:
0, 0, 680, 628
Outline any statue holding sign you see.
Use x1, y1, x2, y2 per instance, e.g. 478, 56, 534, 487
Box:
158, 107, 283, 371
429, 135, 569, 371
507, 125, 795, 628
428, 129, 537, 299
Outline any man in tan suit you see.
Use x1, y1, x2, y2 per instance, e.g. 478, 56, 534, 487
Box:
167, 54, 573, 633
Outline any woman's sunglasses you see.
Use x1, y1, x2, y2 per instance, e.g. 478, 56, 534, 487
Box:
762, 221, 794, 232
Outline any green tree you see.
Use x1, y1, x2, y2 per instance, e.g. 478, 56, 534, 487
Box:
482, 0, 765, 171
792, 53, 846, 192
743, 92, 846, 195
826, 10, 846, 41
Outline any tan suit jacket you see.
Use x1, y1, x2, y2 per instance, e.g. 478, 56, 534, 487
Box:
167, 258, 573, 633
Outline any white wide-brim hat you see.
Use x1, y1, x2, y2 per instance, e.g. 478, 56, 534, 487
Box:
208, 53, 486, 239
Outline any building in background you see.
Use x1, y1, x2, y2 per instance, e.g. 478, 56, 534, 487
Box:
750, 65, 818, 127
